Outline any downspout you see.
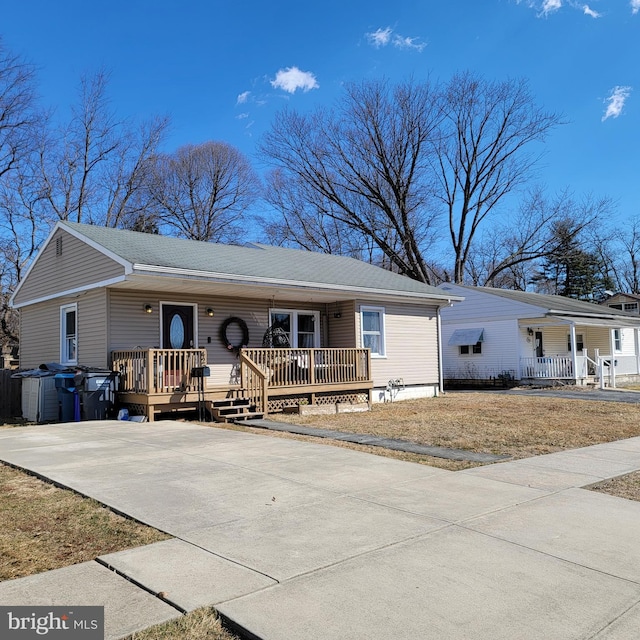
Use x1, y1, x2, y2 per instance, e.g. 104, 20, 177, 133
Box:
437, 305, 445, 396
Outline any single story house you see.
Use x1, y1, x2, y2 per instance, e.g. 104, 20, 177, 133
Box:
10, 222, 462, 420
437, 283, 640, 387
602, 292, 640, 316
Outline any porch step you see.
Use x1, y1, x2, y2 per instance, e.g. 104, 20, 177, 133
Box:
209, 397, 263, 423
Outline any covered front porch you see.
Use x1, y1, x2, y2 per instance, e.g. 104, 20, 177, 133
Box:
517, 317, 640, 387
112, 347, 373, 421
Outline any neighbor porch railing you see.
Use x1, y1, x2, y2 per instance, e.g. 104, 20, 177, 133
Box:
520, 356, 575, 379
240, 348, 371, 412
112, 349, 207, 394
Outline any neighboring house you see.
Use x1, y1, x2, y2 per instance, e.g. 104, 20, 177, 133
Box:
437, 284, 640, 387
602, 292, 640, 316
10, 222, 462, 420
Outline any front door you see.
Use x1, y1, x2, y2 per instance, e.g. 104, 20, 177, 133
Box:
535, 331, 544, 358
162, 304, 195, 349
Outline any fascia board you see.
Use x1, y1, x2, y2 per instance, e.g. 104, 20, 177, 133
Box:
11, 275, 128, 309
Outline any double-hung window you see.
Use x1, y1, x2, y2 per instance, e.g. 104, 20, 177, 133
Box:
60, 303, 77, 365
613, 328, 622, 352
360, 306, 386, 357
269, 309, 320, 348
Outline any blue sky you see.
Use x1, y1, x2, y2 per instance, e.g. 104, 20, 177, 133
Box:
2, 0, 639, 224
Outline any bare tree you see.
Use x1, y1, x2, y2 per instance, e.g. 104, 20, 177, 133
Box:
592, 217, 640, 294
262, 168, 387, 263
261, 75, 563, 284
432, 72, 563, 283
260, 79, 444, 283
39, 70, 169, 226
0, 40, 40, 180
145, 141, 260, 242
0, 40, 43, 348
467, 188, 608, 287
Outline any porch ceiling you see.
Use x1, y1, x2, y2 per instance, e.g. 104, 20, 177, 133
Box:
106, 273, 449, 306
519, 315, 640, 329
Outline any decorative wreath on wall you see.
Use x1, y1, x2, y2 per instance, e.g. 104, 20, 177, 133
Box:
219, 317, 250, 355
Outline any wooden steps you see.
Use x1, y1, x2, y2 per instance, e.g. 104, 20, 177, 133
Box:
210, 396, 263, 423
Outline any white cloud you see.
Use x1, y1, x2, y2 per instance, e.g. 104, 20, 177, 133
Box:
541, 0, 562, 15
236, 113, 249, 120
602, 86, 632, 121
366, 27, 426, 52
236, 91, 250, 105
518, 0, 610, 16
582, 4, 602, 17
632, 0, 640, 14
366, 27, 392, 48
270, 67, 319, 94
393, 35, 427, 52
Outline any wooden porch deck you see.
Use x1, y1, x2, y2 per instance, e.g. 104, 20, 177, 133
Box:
112, 348, 373, 421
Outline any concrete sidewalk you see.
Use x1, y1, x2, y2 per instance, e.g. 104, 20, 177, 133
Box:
1, 421, 640, 639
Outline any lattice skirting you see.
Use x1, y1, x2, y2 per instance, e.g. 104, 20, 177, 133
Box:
120, 403, 147, 417
268, 391, 370, 413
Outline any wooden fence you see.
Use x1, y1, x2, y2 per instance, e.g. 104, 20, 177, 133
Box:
0, 370, 22, 419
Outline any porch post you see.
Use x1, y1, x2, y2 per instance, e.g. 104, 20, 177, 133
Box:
569, 324, 578, 384
437, 307, 444, 395
609, 330, 616, 389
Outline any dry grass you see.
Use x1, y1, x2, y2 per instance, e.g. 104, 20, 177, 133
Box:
0, 463, 170, 581
1, 394, 638, 638
124, 607, 238, 640
269, 393, 640, 460
590, 471, 640, 502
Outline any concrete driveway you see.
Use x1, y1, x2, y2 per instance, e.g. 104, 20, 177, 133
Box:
2, 420, 640, 639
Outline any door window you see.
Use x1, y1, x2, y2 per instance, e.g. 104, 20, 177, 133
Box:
161, 304, 195, 349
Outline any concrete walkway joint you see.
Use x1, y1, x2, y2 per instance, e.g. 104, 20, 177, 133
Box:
1, 420, 640, 639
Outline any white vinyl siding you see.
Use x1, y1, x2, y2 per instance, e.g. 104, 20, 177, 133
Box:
442, 319, 519, 380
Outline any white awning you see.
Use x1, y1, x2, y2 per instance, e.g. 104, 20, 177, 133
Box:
448, 328, 484, 346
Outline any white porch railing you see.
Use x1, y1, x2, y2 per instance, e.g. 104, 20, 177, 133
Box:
520, 356, 574, 379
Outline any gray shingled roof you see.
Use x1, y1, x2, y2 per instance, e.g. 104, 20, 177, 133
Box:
63, 222, 455, 300
460, 285, 639, 320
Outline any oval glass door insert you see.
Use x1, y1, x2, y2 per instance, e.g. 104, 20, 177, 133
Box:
169, 313, 185, 348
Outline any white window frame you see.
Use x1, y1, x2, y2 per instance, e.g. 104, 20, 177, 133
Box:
60, 303, 78, 365
360, 305, 386, 358
269, 309, 320, 348
613, 328, 622, 352
460, 342, 482, 356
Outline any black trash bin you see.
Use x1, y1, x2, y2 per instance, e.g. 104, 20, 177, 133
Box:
80, 372, 118, 420
54, 373, 80, 422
